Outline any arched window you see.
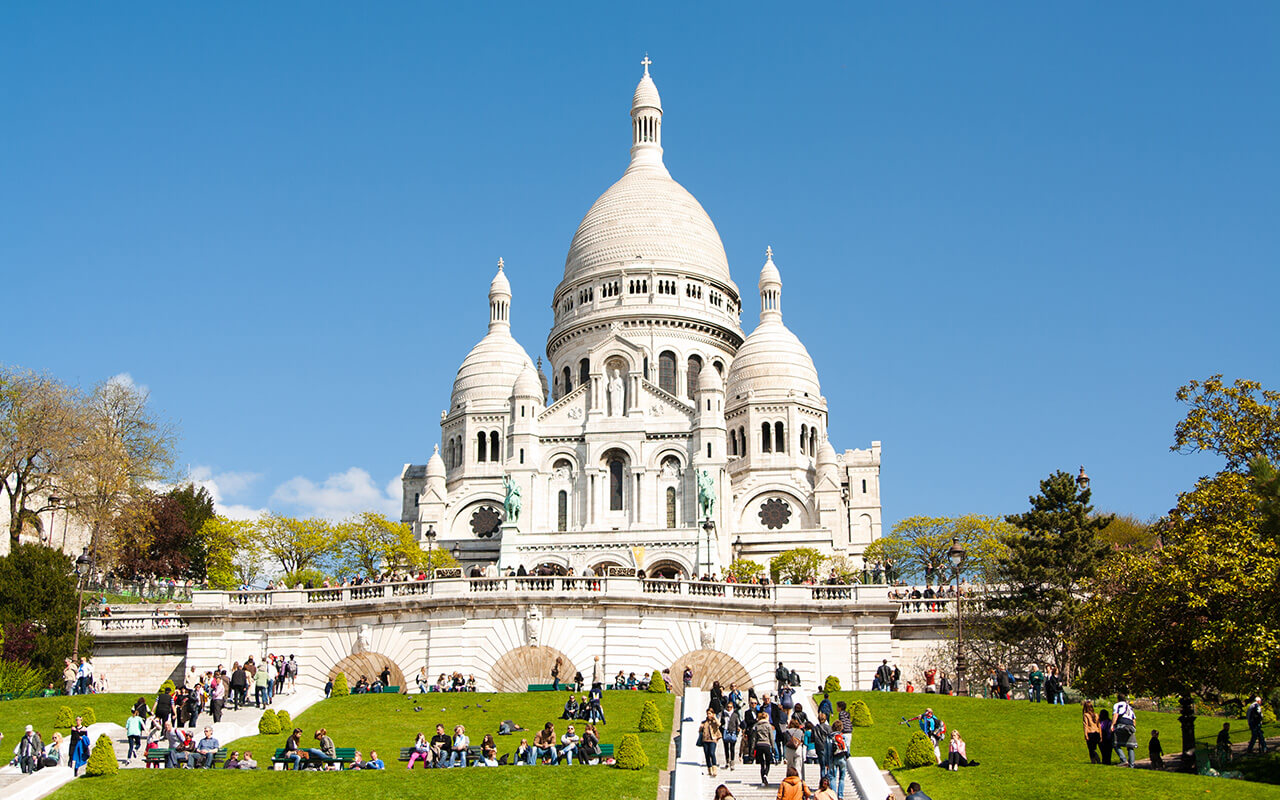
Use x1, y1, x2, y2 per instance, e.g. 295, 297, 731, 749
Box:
713, 360, 724, 376
800, 424, 808, 454
579, 358, 590, 389
739, 427, 746, 455
658, 351, 677, 395
609, 458, 625, 511
666, 486, 676, 528
562, 366, 572, 394
490, 431, 500, 462
729, 429, 737, 456
687, 355, 703, 398
762, 422, 772, 453
557, 490, 568, 532
810, 427, 817, 455
477, 431, 487, 462
775, 422, 785, 454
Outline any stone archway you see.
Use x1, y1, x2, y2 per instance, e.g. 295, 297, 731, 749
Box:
327, 653, 407, 693
667, 648, 753, 697
489, 645, 579, 693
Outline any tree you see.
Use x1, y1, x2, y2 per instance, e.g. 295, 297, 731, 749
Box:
331, 672, 349, 697
337, 512, 421, 577
1250, 455, 1280, 545
258, 514, 342, 577
726, 558, 763, 582
976, 471, 1112, 678
84, 733, 118, 776
902, 731, 935, 768
201, 516, 262, 589
862, 515, 1012, 585
1173, 374, 1280, 470
420, 547, 460, 574
258, 708, 281, 734
0, 544, 87, 673
638, 699, 663, 732
0, 367, 82, 551
646, 669, 665, 693
62, 375, 176, 566
114, 485, 215, 580
769, 547, 825, 583
614, 733, 649, 769
1097, 513, 1158, 549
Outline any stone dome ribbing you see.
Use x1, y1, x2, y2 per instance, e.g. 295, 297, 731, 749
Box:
451, 330, 536, 411
726, 321, 821, 401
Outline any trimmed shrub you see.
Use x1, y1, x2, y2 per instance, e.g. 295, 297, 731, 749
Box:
80, 706, 97, 726
276, 708, 292, 729
258, 709, 281, 734
903, 731, 935, 768
851, 699, 874, 727
159, 679, 175, 694
615, 733, 649, 769
646, 669, 665, 693
823, 675, 842, 693
85, 733, 118, 776
1264, 704, 1278, 724
54, 705, 75, 728
883, 746, 902, 769
638, 699, 663, 732
332, 672, 349, 697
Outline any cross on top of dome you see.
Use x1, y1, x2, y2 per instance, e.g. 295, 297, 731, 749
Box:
641, 54, 651, 76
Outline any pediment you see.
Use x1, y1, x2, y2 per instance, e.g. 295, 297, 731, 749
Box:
538, 384, 589, 425
641, 380, 695, 421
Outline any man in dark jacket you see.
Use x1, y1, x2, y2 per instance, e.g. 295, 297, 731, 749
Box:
155, 687, 174, 725
1247, 696, 1270, 754
17, 726, 45, 773
230, 664, 249, 710
774, 662, 790, 692
996, 665, 1011, 699
876, 660, 893, 692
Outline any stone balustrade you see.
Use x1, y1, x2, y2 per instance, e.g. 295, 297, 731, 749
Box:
84, 614, 189, 634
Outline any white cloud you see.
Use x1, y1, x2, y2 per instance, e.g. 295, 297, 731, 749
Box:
269, 467, 400, 521
106, 372, 149, 396
185, 465, 267, 521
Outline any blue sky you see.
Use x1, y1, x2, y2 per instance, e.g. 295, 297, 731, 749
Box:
3, 2, 1277, 525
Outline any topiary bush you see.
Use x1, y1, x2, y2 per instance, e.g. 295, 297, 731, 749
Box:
883, 746, 902, 769
84, 733, 118, 776
614, 733, 649, 769
258, 709, 281, 734
332, 672, 349, 697
54, 705, 74, 728
80, 706, 97, 726
276, 708, 292, 729
903, 731, 935, 768
646, 669, 665, 693
823, 675, 842, 693
638, 699, 663, 732
159, 679, 175, 694
851, 699, 874, 727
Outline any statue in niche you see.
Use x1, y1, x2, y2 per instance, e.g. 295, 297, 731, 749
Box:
354, 624, 372, 655
607, 369, 625, 417
697, 469, 716, 519
503, 475, 522, 525
699, 621, 714, 650
525, 605, 542, 646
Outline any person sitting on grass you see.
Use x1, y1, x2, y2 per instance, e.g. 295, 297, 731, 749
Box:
223, 751, 241, 769
347, 750, 364, 769
282, 728, 304, 770
627, 672, 639, 689
306, 728, 337, 770
562, 695, 579, 720
406, 731, 431, 769
364, 750, 384, 769
429, 723, 451, 767
480, 734, 498, 766
447, 724, 469, 767
945, 730, 978, 770
904, 782, 932, 800
240, 750, 258, 769
532, 722, 558, 764
559, 724, 581, 764
614, 671, 627, 689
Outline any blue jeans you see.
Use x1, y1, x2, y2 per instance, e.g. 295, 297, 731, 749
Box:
283, 752, 302, 769
447, 749, 467, 767
1052, 691, 1064, 705
833, 755, 848, 799
533, 745, 556, 764
1030, 685, 1042, 702
558, 746, 577, 765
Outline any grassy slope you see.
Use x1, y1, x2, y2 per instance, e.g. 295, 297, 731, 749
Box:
822, 691, 1280, 800
48, 690, 675, 800
0, 693, 138, 749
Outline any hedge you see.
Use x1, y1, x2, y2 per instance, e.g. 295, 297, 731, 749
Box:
883, 746, 902, 769
258, 709, 281, 734
54, 705, 74, 728
79, 706, 97, 726
332, 672, 349, 697
85, 734, 118, 776
615, 733, 649, 769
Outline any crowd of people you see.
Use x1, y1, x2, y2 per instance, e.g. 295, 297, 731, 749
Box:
3, 723, 87, 776
412, 669, 479, 693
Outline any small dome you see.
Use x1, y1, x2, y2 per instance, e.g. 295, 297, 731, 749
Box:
816, 438, 837, 468
490, 258, 511, 296
451, 330, 536, 410
759, 247, 781, 289
726, 322, 821, 401
699, 362, 723, 393
513, 364, 543, 399
426, 445, 446, 479
633, 72, 661, 111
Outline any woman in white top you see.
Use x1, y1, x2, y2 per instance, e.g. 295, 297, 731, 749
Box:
1111, 694, 1138, 767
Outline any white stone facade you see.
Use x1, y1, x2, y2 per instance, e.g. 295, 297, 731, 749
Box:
401, 61, 882, 578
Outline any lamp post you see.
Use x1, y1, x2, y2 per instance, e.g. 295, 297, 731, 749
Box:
47, 496, 60, 547
947, 536, 967, 695
424, 525, 437, 577
72, 548, 93, 661
701, 519, 715, 578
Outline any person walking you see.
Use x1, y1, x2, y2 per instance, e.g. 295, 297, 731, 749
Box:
1098, 709, 1114, 766
1082, 700, 1102, 763
1046, 667, 1064, 705
720, 701, 742, 770
830, 730, 850, 799
125, 708, 145, 760
1111, 695, 1137, 767
776, 765, 812, 800
751, 711, 775, 786
699, 708, 723, 776
1247, 696, 1270, 754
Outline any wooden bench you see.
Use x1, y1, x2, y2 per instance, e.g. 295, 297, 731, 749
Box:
271, 747, 358, 769
144, 746, 227, 767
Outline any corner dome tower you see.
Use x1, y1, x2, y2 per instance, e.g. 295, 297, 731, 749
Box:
726, 248, 823, 402
451, 259, 537, 411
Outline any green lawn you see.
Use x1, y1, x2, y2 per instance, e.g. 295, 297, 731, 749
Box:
820, 691, 1280, 800
49, 690, 676, 800
0, 693, 139, 749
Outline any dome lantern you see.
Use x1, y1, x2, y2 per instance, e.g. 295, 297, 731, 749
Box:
629, 55, 665, 173
759, 246, 782, 323
489, 258, 511, 332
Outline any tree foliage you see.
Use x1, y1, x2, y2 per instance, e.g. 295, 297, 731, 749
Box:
975, 471, 1112, 678
113, 485, 215, 580
331, 672, 349, 697
615, 733, 649, 769
1097, 513, 1158, 549
1173, 374, 1280, 470
769, 547, 826, 583
726, 558, 763, 581
863, 514, 1013, 585
1250, 456, 1280, 545
851, 699, 873, 726
0, 544, 87, 673
258, 708, 281, 734
0, 367, 82, 550
646, 669, 665, 693
259, 514, 343, 576
883, 746, 902, 769
200, 515, 262, 589
902, 731, 935, 768
337, 511, 423, 577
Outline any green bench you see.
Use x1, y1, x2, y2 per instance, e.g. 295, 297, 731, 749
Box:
271, 746, 358, 769
144, 746, 228, 767
381, 685, 400, 694
527, 683, 569, 692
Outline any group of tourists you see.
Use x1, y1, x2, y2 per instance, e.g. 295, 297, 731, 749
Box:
413, 669, 478, 693
61, 657, 103, 695
3, 722, 88, 776
1081, 695, 1142, 767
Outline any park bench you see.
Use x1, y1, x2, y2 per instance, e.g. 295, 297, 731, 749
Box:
527, 683, 567, 692
271, 746, 358, 769
144, 746, 227, 767
381, 685, 400, 693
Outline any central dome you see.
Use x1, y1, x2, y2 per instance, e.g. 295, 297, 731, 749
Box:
563, 169, 732, 284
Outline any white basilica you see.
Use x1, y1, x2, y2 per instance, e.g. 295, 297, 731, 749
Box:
401, 61, 882, 578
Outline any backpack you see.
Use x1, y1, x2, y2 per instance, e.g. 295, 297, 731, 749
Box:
789, 669, 801, 687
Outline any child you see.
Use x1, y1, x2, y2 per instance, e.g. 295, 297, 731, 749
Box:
1215, 722, 1232, 769
1148, 730, 1163, 769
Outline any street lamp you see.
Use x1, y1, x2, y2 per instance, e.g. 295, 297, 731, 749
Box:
701, 519, 715, 578
947, 536, 967, 695
72, 548, 93, 661
1076, 466, 1090, 492
47, 496, 61, 547
424, 525, 437, 577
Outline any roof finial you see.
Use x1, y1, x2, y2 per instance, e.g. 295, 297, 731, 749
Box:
641, 54, 652, 76
766, 245, 773, 261
497, 257, 504, 271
